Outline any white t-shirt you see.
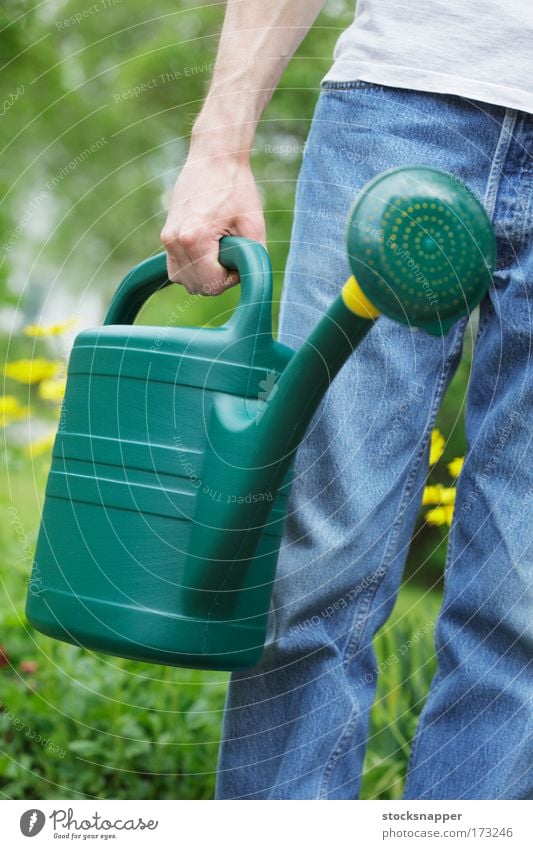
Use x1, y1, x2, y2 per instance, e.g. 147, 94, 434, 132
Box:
323, 0, 533, 114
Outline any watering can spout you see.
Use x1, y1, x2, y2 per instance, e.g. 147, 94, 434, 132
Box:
181, 271, 379, 616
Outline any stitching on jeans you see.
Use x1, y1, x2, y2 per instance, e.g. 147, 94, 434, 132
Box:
320, 80, 383, 91
342, 564, 388, 666
318, 700, 361, 799
318, 566, 387, 799
375, 325, 466, 574
320, 323, 466, 800
337, 322, 469, 670
404, 665, 446, 795
473, 304, 493, 347
483, 109, 517, 235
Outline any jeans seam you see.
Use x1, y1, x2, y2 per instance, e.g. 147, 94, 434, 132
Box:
404, 665, 446, 791
377, 325, 466, 572
475, 305, 492, 340
342, 564, 388, 666
318, 701, 361, 799
320, 80, 381, 91
340, 329, 464, 666
483, 108, 517, 236
320, 323, 465, 800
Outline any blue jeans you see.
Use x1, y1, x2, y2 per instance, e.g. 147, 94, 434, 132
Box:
216, 82, 533, 800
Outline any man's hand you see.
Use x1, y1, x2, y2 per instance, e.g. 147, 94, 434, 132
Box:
160, 0, 326, 295
160, 153, 265, 296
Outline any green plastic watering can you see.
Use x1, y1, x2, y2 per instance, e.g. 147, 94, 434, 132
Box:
26, 167, 495, 670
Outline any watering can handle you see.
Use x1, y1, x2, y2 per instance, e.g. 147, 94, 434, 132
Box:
103, 236, 273, 340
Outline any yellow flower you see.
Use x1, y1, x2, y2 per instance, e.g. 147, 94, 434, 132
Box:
38, 378, 66, 402
422, 484, 456, 506
1, 395, 23, 416
0, 395, 30, 427
429, 428, 445, 465
25, 430, 56, 458
425, 505, 455, 527
24, 318, 78, 337
4, 358, 63, 385
447, 456, 464, 478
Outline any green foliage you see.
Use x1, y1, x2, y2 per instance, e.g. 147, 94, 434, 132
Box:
1, 638, 227, 800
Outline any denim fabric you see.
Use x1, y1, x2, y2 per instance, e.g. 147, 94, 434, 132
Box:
216, 83, 533, 800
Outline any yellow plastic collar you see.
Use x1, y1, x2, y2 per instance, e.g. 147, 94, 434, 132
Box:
341, 275, 381, 320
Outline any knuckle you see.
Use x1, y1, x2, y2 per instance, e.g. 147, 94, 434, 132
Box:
177, 228, 201, 250
159, 226, 175, 247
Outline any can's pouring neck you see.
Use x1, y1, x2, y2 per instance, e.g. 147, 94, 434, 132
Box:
181, 292, 375, 613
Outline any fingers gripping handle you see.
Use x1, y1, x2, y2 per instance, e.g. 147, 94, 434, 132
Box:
103, 236, 274, 341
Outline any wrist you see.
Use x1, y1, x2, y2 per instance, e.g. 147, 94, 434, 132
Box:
189, 125, 253, 165
190, 90, 264, 163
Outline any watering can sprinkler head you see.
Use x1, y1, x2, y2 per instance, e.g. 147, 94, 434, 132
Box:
344, 166, 496, 335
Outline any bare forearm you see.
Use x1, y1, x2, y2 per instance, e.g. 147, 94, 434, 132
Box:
191, 0, 326, 159
161, 0, 325, 294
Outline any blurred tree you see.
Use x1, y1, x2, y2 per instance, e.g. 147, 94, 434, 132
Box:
1, 0, 353, 326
